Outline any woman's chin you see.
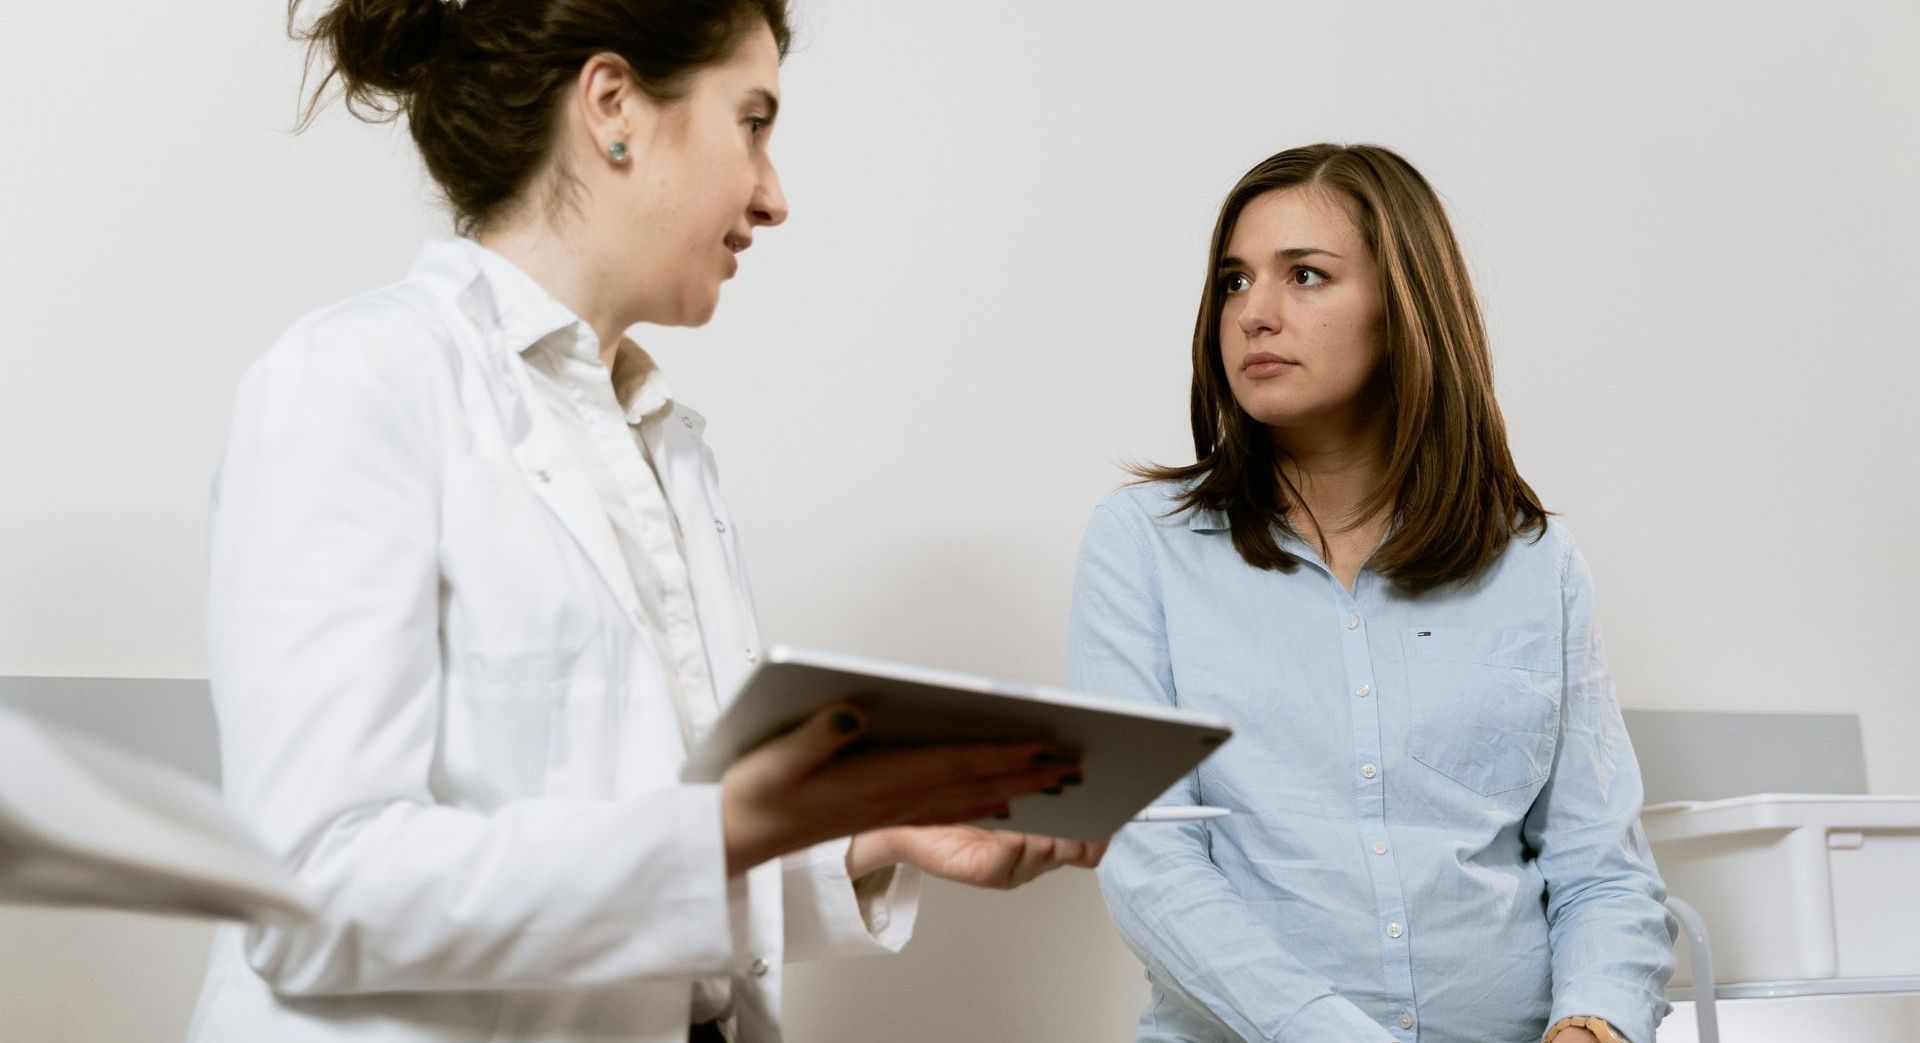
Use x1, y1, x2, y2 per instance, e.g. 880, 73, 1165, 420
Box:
656, 288, 723, 329
1237, 397, 1317, 431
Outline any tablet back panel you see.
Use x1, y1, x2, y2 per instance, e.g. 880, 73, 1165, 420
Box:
682, 646, 1233, 841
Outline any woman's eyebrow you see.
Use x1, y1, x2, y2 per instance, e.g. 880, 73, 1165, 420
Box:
1218, 247, 1345, 268
1277, 246, 1343, 261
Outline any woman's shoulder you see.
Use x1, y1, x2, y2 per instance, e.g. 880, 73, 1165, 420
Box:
1530, 516, 1583, 572
226, 276, 472, 452
1482, 514, 1586, 593
1096, 479, 1193, 524
252, 274, 464, 392
1088, 478, 1220, 544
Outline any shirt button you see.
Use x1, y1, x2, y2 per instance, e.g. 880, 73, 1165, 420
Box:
1361, 763, 1378, 780
1346, 615, 1360, 630
1398, 1012, 1414, 1029
534, 469, 552, 483
682, 416, 695, 428
750, 957, 769, 977
745, 648, 759, 664
1355, 684, 1371, 698
1387, 922, 1404, 939
1372, 841, 1389, 855
714, 519, 727, 533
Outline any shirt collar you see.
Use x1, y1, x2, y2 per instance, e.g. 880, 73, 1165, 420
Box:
1185, 502, 1395, 570
1187, 507, 1229, 532
411, 237, 677, 425
1181, 503, 1320, 557
608, 340, 676, 425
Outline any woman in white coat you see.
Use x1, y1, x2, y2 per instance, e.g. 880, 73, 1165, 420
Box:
187, 2, 1103, 1041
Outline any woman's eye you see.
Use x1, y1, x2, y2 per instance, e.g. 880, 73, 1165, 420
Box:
1292, 267, 1327, 286
746, 117, 768, 141
1221, 272, 1251, 295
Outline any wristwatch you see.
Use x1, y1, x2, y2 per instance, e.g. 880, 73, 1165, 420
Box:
1545, 1015, 1625, 1043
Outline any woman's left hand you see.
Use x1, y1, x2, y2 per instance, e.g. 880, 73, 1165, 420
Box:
850, 825, 1107, 890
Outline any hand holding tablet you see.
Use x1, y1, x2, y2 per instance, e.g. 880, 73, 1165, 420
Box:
685, 646, 1235, 843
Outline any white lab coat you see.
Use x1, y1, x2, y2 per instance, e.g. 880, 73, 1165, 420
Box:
186, 239, 919, 1043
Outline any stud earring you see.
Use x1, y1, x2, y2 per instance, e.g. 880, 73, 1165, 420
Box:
609, 141, 629, 163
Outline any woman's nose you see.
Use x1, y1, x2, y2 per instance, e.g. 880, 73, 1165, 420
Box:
752, 165, 789, 227
1237, 285, 1283, 338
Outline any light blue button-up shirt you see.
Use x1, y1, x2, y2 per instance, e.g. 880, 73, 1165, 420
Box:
1070, 482, 1675, 1043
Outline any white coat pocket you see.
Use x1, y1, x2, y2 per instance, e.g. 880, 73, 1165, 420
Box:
1402, 627, 1561, 797
439, 456, 600, 670
437, 456, 605, 803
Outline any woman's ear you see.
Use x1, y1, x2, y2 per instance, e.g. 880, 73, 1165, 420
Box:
574, 52, 644, 164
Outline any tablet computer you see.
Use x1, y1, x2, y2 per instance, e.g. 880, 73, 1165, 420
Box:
680, 646, 1233, 841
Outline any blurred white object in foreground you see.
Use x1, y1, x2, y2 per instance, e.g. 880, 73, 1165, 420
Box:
0, 705, 310, 923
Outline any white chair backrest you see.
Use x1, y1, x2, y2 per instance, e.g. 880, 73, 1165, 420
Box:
1622, 709, 1868, 804
0, 677, 220, 785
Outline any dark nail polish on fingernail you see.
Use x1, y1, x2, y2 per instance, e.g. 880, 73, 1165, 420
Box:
1031, 751, 1059, 766
1060, 773, 1083, 786
1042, 786, 1064, 795
831, 712, 860, 735
994, 810, 1012, 820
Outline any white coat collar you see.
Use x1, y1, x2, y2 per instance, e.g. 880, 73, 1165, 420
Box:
410, 237, 683, 428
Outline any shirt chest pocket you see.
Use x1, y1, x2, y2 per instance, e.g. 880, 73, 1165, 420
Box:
1402, 627, 1562, 797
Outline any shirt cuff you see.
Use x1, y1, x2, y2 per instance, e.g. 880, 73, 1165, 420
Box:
1275, 993, 1401, 1043
780, 836, 921, 961
1551, 981, 1666, 1043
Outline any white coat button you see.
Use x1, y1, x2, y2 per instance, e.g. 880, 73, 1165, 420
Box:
1387, 922, 1404, 939
750, 957, 769, 977
682, 416, 695, 428
715, 519, 727, 533
1398, 1012, 1414, 1029
1372, 841, 1389, 855
1361, 763, 1378, 780
1346, 615, 1360, 630
1355, 684, 1371, 698
535, 469, 552, 483
745, 648, 759, 664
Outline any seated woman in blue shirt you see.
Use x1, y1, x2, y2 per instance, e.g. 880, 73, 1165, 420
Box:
1069, 143, 1675, 1043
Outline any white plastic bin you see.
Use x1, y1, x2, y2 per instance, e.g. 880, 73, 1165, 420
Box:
1643, 794, 1920, 986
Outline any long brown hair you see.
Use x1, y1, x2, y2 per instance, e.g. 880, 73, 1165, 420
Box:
289, 0, 792, 236
1136, 143, 1546, 590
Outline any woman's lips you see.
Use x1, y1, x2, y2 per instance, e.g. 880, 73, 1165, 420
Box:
723, 235, 750, 279
1242, 353, 1298, 378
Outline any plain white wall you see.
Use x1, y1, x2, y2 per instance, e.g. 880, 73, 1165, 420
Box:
3, 1, 1916, 1040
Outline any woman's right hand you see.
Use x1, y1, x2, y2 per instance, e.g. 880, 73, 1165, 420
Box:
719, 702, 1079, 875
